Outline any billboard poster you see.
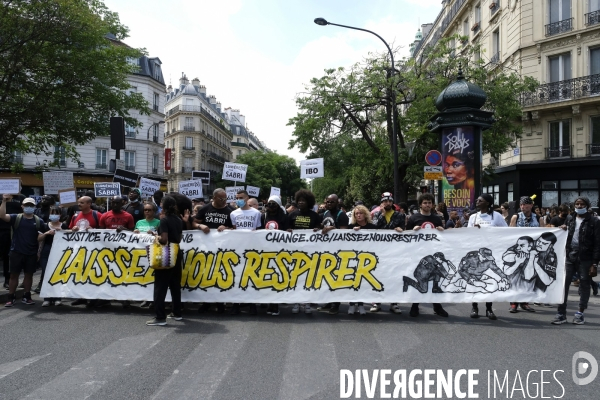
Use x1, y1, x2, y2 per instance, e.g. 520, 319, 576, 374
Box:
441, 126, 475, 216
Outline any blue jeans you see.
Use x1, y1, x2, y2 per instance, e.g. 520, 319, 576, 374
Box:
558, 260, 592, 315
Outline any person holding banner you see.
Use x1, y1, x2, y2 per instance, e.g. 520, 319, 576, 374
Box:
99, 196, 134, 232
288, 189, 320, 315
466, 193, 508, 320
147, 195, 184, 326
39, 206, 63, 307
406, 193, 449, 318
134, 202, 160, 234
348, 205, 377, 315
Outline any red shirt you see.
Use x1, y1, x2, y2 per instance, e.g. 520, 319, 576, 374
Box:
69, 210, 103, 229
99, 210, 134, 230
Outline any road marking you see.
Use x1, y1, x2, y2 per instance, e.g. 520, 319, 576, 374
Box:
0, 354, 50, 379
24, 329, 171, 400
278, 322, 339, 400
150, 321, 252, 400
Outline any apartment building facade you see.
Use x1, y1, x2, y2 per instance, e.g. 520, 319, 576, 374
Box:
164, 74, 233, 195
1, 53, 168, 197
225, 108, 269, 161
412, 0, 600, 208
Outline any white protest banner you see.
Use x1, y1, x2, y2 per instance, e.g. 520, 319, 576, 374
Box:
178, 179, 203, 200
43, 171, 74, 194
270, 187, 281, 198
0, 178, 21, 195
246, 185, 260, 198
42, 228, 567, 304
300, 158, 324, 179
222, 162, 248, 182
226, 186, 245, 201
94, 182, 121, 198
139, 177, 161, 197
58, 188, 77, 207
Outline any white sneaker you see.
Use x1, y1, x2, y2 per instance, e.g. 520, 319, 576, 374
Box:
369, 303, 381, 312
304, 305, 312, 314
358, 305, 366, 315
390, 304, 402, 314
42, 300, 51, 307
348, 305, 356, 314
54, 300, 62, 306
291, 304, 300, 314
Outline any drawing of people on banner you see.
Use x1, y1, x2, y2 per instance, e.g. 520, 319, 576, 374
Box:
455, 248, 510, 293
402, 252, 450, 294
442, 127, 476, 216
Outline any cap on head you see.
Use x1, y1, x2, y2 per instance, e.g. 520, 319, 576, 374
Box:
575, 196, 591, 208
520, 196, 533, 205
381, 192, 393, 202
22, 198, 36, 206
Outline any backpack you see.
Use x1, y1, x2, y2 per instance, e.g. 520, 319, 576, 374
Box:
14, 214, 42, 231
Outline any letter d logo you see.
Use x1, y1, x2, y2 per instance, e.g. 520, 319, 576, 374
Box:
572, 351, 598, 386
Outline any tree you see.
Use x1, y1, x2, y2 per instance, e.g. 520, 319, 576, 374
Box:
215, 152, 307, 202
0, 0, 150, 168
288, 35, 537, 204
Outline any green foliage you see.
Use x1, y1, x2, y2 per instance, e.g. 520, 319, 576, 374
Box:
288, 34, 537, 204
214, 152, 307, 202
0, 0, 151, 168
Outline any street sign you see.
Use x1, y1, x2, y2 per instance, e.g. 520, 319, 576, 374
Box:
424, 166, 443, 180
425, 150, 442, 166
513, 147, 520, 156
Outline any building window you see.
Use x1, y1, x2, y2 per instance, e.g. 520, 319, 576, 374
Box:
13, 150, 22, 164
590, 116, 600, 155
153, 92, 159, 111
152, 154, 158, 174
184, 117, 194, 131
54, 146, 66, 166
238, 150, 242, 156
475, 4, 481, 25
491, 30, 500, 63
587, 0, 600, 25
542, 179, 599, 207
490, 0, 500, 15
483, 185, 500, 206
591, 47, 600, 75
125, 123, 136, 137
185, 137, 194, 149
96, 149, 107, 169
549, 53, 571, 82
124, 151, 135, 171
463, 18, 469, 42
548, 120, 571, 158
507, 183, 514, 202
183, 157, 193, 173
154, 63, 161, 81
547, 0, 572, 36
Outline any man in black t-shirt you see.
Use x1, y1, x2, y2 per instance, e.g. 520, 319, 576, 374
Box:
406, 193, 449, 318
124, 188, 145, 224
549, 204, 569, 227
193, 188, 233, 232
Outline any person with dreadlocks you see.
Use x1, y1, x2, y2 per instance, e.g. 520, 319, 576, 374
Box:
466, 193, 508, 320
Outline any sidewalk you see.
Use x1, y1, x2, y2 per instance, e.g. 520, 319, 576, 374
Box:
0, 269, 43, 302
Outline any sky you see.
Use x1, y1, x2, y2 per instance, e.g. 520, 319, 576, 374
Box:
102, 0, 443, 163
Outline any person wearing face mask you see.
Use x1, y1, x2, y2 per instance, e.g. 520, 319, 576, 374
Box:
229, 190, 262, 315
0, 195, 49, 307
552, 197, 600, 325
39, 206, 63, 307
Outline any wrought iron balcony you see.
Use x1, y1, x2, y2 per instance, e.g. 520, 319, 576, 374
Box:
208, 151, 226, 163
545, 18, 573, 36
96, 163, 107, 169
545, 146, 572, 159
153, 104, 159, 111
521, 74, 600, 106
183, 125, 195, 131
587, 143, 600, 156
125, 165, 135, 171
183, 146, 195, 150
182, 167, 193, 173
152, 136, 159, 143
490, 52, 500, 64
181, 105, 201, 112
585, 10, 600, 26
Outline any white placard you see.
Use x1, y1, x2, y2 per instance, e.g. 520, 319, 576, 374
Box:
269, 187, 281, 198
139, 177, 161, 197
42, 228, 568, 304
246, 185, 260, 198
58, 188, 77, 207
0, 178, 21, 195
178, 179, 203, 200
300, 158, 324, 178
43, 171, 74, 194
222, 162, 248, 182
226, 186, 245, 201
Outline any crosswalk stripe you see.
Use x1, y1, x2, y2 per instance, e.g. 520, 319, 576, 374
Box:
24, 329, 172, 400
0, 354, 50, 379
151, 320, 253, 400
278, 321, 339, 400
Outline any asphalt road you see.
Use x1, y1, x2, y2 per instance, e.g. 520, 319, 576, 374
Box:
0, 289, 598, 400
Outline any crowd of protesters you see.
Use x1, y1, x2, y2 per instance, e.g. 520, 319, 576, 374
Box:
1, 186, 598, 327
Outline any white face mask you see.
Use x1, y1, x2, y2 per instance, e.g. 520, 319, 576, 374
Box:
575, 208, 587, 215
49, 215, 60, 222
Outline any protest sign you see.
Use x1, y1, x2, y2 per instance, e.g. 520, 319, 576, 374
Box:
94, 182, 121, 198
222, 162, 248, 182
43, 171, 74, 194
58, 188, 77, 207
246, 185, 260, 198
270, 187, 281, 198
113, 168, 139, 188
0, 178, 21, 195
178, 179, 203, 200
41, 228, 567, 304
226, 186, 244, 201
192, 171, 210, 185
300, 158, 324, 179
139, 177, 161, 197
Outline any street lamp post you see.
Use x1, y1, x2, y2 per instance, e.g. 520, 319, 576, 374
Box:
147, 120, 165, 140
314, 17, 400, 203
